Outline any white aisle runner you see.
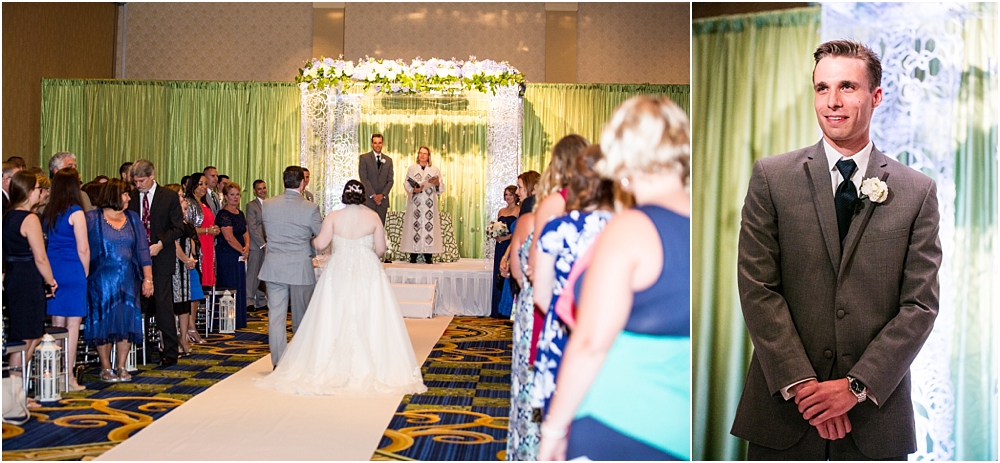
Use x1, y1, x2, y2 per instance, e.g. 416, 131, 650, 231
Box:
96, 316, 453, 461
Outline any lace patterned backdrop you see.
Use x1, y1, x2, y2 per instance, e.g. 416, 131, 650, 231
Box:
822, 3, 970, 460
300, 84, 522, 260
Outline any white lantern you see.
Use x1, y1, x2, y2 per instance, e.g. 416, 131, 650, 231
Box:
219, 290, 236, 334
33, 334, 62, 402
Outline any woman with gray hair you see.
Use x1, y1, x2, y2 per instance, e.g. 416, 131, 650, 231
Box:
537, 95, 691, 460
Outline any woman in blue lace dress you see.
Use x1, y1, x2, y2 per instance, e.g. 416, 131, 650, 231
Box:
215, 182, 249, 329
531, 145, 615, 418
86, 179, 153, 383
538, 96, 691, 461
42, 168, 90, 391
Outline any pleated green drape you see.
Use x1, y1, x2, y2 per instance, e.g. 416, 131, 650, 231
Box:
40, 79, 300, 209
40, 80, 688, 258
691, 7, 822, 461
950, 4, 997, 460
522, 83, 690, 175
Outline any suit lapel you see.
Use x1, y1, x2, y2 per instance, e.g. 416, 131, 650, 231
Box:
838, 147, 890, 277
803, 142, 842, 271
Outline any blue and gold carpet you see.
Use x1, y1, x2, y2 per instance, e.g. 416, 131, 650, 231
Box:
2, 312, 512, 461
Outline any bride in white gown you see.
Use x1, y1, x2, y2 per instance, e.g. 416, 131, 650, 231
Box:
255, 180, 427, 396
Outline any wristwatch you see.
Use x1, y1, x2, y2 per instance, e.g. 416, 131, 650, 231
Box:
847, 376, 867, 403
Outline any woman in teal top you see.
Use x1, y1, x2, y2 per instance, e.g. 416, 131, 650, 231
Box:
537, 96, 692, 461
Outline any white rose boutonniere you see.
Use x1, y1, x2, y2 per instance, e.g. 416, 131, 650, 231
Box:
859, 177, 889, 203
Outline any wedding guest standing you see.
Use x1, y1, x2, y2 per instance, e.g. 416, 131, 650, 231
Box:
538, 96, 691, 460
528, 135, 589, 279
531, 145, 614, 419
3, 171, 57, 395
401, 146, 444, 264
246, 179, 268, 310
163, 183, 199, 356
42, 168, 90, 391
183, 174, 217, 343
128, 159, 185, 367
490, 185, 519, 318
506, 206, 539, 460
86, 179, 153, 382
216, 182, 250, 329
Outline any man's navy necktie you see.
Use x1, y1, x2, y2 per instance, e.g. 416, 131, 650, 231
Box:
834, 159, 859, 245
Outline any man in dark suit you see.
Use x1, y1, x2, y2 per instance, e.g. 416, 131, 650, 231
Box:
732, 39, 941, 460
358, 133, 393, 225
129, 159, 186, 367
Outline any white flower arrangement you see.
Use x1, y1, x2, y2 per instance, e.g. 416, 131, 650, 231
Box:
487, 221, 510, 239
296, 56, 525, 95
859, 177, 889, 203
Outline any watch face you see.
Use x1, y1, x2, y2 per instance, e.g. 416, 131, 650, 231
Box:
850, 378, 865, 394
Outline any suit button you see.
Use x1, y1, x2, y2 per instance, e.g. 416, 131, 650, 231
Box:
837, 309, 846, 319
824, 350, 833, 359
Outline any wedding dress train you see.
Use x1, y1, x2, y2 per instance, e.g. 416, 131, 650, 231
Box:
255, 234, 427, 396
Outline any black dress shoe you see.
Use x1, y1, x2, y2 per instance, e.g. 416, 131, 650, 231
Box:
158, 357, 178, 367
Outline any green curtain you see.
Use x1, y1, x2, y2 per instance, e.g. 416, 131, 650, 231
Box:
522, 83, 690, 176
691, 7, 822, 461
951, 3, 998, 460
359, 93, 491, 258
39, 79, 299, 209
41, 80, 689, 258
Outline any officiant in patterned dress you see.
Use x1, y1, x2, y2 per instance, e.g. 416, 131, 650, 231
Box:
401, 146, 444, 264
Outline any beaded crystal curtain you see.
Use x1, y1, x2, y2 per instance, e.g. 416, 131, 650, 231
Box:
300, 85, 521, 259
822, 3, 967, 460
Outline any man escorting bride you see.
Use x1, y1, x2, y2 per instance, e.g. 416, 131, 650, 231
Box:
255, 179, 427, 396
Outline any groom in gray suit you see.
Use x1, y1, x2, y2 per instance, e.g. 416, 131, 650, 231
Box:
258, 166, 322, 367
358, 133, 394, 224
732, 40, 941, 460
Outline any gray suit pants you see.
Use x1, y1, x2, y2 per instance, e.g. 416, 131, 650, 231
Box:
246, 249, 266, 308
264, 281, 314, 366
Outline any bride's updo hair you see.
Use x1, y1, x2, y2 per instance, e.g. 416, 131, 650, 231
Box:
342, 179, 366, 205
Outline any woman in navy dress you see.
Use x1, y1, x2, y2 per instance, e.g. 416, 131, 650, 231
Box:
215, 182, 249, 329
42, 168, 90, 391
490, 185, 519, 318
4, 171, 58, 392
538, 96, 692, 461
86, 179, 153, 382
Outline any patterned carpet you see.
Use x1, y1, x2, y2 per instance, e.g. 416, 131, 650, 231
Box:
2, 311, 512, 461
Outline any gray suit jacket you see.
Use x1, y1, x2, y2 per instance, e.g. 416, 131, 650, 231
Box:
358, 150, 393, 216
732, 141, 941, 458
257, 190, 322, 286
246, 197, 265, 250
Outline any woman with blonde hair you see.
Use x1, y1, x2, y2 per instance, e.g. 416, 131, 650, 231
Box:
538, 96, 691, 460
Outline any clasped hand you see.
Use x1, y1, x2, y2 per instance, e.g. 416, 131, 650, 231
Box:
792, 378, 857, 440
